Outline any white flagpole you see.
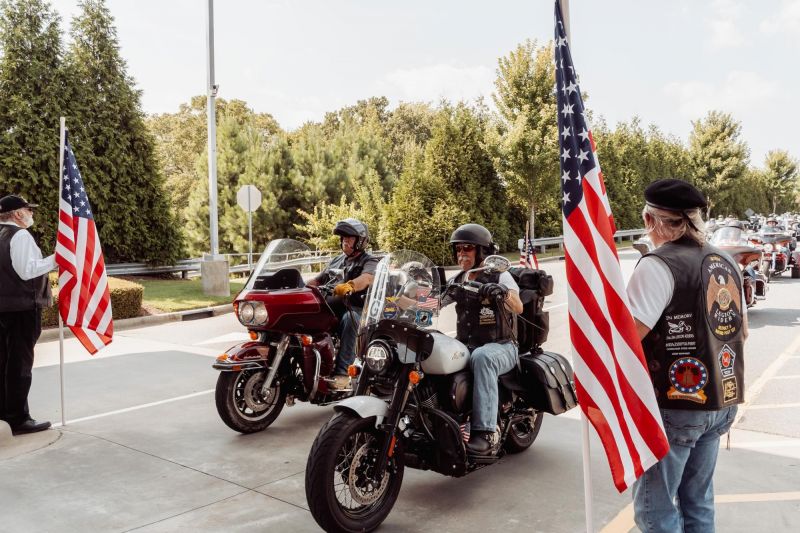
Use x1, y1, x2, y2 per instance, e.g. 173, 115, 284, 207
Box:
558, 1, 594, 531
58, 117, 66, 426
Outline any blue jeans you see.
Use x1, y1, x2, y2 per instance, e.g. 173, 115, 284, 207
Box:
632, 405, 737, 533
469, 342, 519, 432
335, 309, 361, 374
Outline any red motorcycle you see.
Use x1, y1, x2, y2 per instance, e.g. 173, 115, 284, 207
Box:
213, 239, 356, 433
752, 227, 800, 279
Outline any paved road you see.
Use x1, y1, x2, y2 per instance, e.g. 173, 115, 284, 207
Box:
2, 250, 799, 532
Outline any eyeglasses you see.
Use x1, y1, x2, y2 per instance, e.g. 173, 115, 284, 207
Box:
455, 244, 476, 252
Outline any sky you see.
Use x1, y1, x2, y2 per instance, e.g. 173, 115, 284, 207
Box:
47, 0, 800, 166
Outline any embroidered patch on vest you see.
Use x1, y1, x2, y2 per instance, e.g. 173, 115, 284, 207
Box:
479, 305, 495, 325
722, 376, 739, 403
718, 344, 736, 377
703, 255, 743, 341
667, 357, 709, 404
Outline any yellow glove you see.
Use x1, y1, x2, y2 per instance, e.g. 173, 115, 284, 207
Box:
333, 281, 355, 297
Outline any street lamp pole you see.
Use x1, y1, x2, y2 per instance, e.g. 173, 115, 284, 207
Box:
206, 0, 219, 258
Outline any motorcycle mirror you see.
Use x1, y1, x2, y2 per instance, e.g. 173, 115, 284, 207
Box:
482, 255, 510, 273
402, 280, 419, 298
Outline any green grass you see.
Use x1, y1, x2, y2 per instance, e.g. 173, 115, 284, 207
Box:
135, 278, 246, 313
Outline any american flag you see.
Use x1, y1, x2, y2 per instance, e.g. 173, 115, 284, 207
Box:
416, 286, 439, 311
520, 237, 539, 270
555, 2, 668, 492
55, 131, 113, 354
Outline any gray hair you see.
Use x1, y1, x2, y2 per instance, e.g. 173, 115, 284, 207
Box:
642, 205, 706, 245
0, 210, 19, 223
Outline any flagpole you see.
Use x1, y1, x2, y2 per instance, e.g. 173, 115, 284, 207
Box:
58, 116, 67, 427
558, 1, 594, 531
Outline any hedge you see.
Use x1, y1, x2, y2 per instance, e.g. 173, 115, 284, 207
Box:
42, 274, 144, 327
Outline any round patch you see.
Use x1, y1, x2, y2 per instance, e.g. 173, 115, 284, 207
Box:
702, 254, 743, 341
383, 302, 399, 319
669, 357, 709, 394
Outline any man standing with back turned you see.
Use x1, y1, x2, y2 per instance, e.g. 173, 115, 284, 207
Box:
0, 194, 54, 435
627, 179, 747, 533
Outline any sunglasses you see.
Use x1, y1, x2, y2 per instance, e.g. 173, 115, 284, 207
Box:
455, 244, 476, 252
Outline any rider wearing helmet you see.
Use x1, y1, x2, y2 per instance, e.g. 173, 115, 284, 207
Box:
307, 218, 379, 389
765, 216, 780, 229
444, 223, 523, 455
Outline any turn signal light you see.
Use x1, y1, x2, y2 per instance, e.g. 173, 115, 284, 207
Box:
300, 334, 313, 346
409, 370, 423, 384
216, 354, 229, 363
249, 330, 258, 340
348, 364, 360, 378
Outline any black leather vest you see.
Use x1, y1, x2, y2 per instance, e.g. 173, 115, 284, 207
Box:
450, 270, 515, 350
0, 225, 52, 312
641, 237, 745, 410
327, 251, 375, 308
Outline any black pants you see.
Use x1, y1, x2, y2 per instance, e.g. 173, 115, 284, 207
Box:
0, 309, 42, 426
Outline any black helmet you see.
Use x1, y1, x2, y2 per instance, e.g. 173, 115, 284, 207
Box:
333, 218, 369, 254
449, 223, 497, 265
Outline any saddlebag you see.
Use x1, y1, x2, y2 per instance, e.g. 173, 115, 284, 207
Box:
519, 351, 578, 415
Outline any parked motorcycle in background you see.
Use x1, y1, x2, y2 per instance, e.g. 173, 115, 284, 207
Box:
709, 226, 768, 307
752, 226, 800, 279
304, 251, 576, 532
212, 239, 357, 433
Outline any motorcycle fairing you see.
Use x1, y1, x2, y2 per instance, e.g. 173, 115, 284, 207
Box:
368, 319, 435, 364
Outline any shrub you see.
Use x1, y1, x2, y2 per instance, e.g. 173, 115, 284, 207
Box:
42, 275, 144, 327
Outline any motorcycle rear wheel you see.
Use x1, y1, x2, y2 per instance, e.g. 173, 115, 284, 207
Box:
504, 411, 544, 454
215, 369, 286, 433
306, 412, 404, 533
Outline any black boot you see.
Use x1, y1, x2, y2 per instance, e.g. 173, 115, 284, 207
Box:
466, 430, 493, 455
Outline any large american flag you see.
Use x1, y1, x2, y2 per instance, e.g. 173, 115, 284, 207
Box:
554, 2, 668, 492
55, 131, 113, 354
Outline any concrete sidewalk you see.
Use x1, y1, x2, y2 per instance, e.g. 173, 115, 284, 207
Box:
2, 395, 799, 532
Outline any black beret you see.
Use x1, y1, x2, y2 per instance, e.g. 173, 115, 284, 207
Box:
0, 194, 38, 213
644, 179, 707, 211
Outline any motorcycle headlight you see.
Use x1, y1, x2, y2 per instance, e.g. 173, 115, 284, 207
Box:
365, 341, 392, 373
237, 301, 268, 326
764, 243, 774, 253
252, 302, 269, 325
238, 302, 255, 324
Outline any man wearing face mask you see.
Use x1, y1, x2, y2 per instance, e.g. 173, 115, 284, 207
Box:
307, 218, 378, 389
0, 195, 55, 435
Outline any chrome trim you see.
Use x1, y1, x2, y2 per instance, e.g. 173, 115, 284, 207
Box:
260, 335, 290, 396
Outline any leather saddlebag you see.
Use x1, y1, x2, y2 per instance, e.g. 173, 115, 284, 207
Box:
519, 351, 578, 415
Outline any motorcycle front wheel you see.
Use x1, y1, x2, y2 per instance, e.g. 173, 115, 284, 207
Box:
761, 260, 771, 281
215, 369, 286, 433
305, 412, 404, 533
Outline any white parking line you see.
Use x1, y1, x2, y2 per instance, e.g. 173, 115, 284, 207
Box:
52, 389, 214, 428
544, 302, 567, 311
768, 375, 800, 380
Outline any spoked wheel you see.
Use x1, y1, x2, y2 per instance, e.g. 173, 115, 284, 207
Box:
215, 369, 286, 433
503, 409, 544, 454
306, 412, 404, 533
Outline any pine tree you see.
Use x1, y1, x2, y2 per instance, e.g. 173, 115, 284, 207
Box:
63, 0, 182, 263
0, 0, 65, 252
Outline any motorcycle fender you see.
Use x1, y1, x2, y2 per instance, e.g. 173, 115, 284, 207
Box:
334, 396, 388, 426
213, 341, 269, 371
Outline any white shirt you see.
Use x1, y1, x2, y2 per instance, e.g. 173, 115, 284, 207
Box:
627, 254, 747, 329
497, 271, 520, 293
1, 222, 56, 281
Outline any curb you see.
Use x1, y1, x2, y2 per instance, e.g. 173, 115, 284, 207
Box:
39, 303, 234, 343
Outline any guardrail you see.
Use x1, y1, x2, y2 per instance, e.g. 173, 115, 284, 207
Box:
105, 229, 648, 277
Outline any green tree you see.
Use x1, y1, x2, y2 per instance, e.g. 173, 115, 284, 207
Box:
0, 0, 65, 252
489, 40, 560, 239
425, 102, 511, 249
146, 95, 280, 225
688, 111, 749, 218
761, 150, 798, 214
63, 0, 181, 263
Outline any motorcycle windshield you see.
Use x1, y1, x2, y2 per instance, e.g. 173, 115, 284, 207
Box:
710, 227, 746, 247
244, 239, 329, 291
360, 250, 442, 332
